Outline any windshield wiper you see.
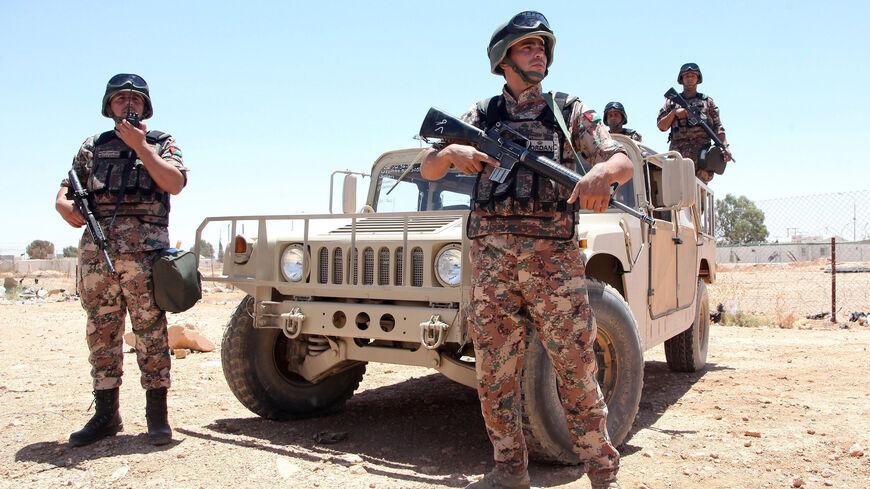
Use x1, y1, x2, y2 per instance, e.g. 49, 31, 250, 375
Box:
386, 149, 428, 195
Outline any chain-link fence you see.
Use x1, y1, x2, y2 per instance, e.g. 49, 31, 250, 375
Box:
709, 190, 870, 324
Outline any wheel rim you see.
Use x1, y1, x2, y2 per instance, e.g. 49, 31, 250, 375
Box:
594, 329, 618, 403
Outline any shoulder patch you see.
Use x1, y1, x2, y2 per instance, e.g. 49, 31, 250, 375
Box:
584, 111, 600, 123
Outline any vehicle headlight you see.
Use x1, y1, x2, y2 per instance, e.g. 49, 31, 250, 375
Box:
435, 245, 462, 287
280, 245, 305, 282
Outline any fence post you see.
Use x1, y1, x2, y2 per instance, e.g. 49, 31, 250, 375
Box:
830, 237, 836, 323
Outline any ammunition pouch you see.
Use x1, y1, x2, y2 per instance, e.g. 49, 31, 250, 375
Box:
89, 130, 172, 226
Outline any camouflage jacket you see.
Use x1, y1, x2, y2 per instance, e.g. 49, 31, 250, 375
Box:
61, 131, 187, 254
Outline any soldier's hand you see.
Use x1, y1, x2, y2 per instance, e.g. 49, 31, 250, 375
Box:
567, 165, 611, 213
442, 144, 500, 175
674, 108, 688, 120
57, 200, 86, 228
115, 119, 148, 152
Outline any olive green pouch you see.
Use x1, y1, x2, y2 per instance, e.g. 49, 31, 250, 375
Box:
153, 248, 202, 312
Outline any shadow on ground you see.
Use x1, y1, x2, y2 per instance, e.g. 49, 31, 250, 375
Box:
14, 434, 178, 470
16, 361, 730, 487
620, 360, 733, 456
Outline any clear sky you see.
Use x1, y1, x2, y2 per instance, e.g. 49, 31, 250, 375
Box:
1, 0, 868, 255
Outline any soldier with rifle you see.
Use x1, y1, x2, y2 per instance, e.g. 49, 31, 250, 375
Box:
54, 74, 187, 447
420, 10, 630, 489
657, 62, 732, 183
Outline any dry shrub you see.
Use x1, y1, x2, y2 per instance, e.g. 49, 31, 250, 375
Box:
721, 310, 771, 328
776, 311, 797, 329
774, 292, 797, 328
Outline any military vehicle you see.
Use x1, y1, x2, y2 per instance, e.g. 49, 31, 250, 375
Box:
196, 134, 716, 463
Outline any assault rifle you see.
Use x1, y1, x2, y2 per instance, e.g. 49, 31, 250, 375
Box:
68, 170, 115, 274
664, 87, 735, 162
418, 107, 654, 225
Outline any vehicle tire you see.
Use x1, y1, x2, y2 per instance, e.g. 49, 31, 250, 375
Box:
522, 279, 644, 464
221, 296, 366, 420
664, 280, 710, 372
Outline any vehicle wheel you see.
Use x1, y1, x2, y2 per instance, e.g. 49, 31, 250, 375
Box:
522, 279, 644, 464
221, 296, 366, 420
664, 280, 709, 372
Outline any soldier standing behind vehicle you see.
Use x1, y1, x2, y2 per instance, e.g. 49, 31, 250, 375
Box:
420, 11, 631, 489
54, 74, 187, 447
603, 101, 642, 142
657, 62, 731, 183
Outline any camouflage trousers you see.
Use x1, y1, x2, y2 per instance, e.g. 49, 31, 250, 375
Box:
78, 248, 170, 391
670, 138, 715, 184
468, 234, 619, 480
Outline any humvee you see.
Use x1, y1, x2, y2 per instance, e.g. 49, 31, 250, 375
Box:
195, 134, 716, 463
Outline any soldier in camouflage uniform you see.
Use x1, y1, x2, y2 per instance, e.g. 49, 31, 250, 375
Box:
55, 74, 187, 447
603, 102, 642, 142
657, 62, 731, 183
420, 11, 631, 489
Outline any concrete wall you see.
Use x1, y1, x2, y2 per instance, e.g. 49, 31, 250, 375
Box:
1, 257, 221, 275
717, 242, 870, 264
0, 258, 77, 275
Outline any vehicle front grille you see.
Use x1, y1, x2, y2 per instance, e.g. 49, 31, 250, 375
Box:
378, 248, 390, 285
315, 245, 423, 287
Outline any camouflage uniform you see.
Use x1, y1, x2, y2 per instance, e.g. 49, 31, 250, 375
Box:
459, 84, 623, 482
62, 132, 186, 390
657, 92, 725, 184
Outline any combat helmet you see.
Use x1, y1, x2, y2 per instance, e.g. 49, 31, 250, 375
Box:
488, 11, 556, 80
677, 62, 703, 84
604, 101, 628, 125
101, 73, 153, 120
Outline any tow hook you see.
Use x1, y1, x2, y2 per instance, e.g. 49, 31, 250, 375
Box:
420, 315, 449, 350
281, 307, 305, 339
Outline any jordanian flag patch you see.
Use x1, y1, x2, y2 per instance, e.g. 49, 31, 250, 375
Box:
584, 111, 600, 123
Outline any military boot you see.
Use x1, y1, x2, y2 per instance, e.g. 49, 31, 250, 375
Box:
145, 387, 172, 445
69, 388, 123, 447
465, 467, 531, 489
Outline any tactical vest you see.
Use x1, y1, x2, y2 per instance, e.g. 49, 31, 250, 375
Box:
616, 127, 640, 139
88, 130, 172, 227
467, 92, 578, 240
668, 92, 711, 143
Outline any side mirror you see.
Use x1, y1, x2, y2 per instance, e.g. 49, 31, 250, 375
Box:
342, 174, 358, 214
661, 155, 696, 208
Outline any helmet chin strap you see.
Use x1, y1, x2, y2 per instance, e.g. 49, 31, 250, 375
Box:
505, 58, 546, 84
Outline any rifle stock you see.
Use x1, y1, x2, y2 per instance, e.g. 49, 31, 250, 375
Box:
664, 88, 735, 162
419, 108, 654, 225
68, 170, 115, 274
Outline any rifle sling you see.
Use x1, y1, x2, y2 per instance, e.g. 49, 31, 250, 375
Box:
543, 92, 587, 177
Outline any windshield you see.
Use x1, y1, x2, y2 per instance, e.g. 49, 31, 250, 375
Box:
372, 161, 636, 213
373, 163, 476, 212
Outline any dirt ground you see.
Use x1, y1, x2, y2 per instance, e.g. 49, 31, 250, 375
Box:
1, 278, 869, 488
